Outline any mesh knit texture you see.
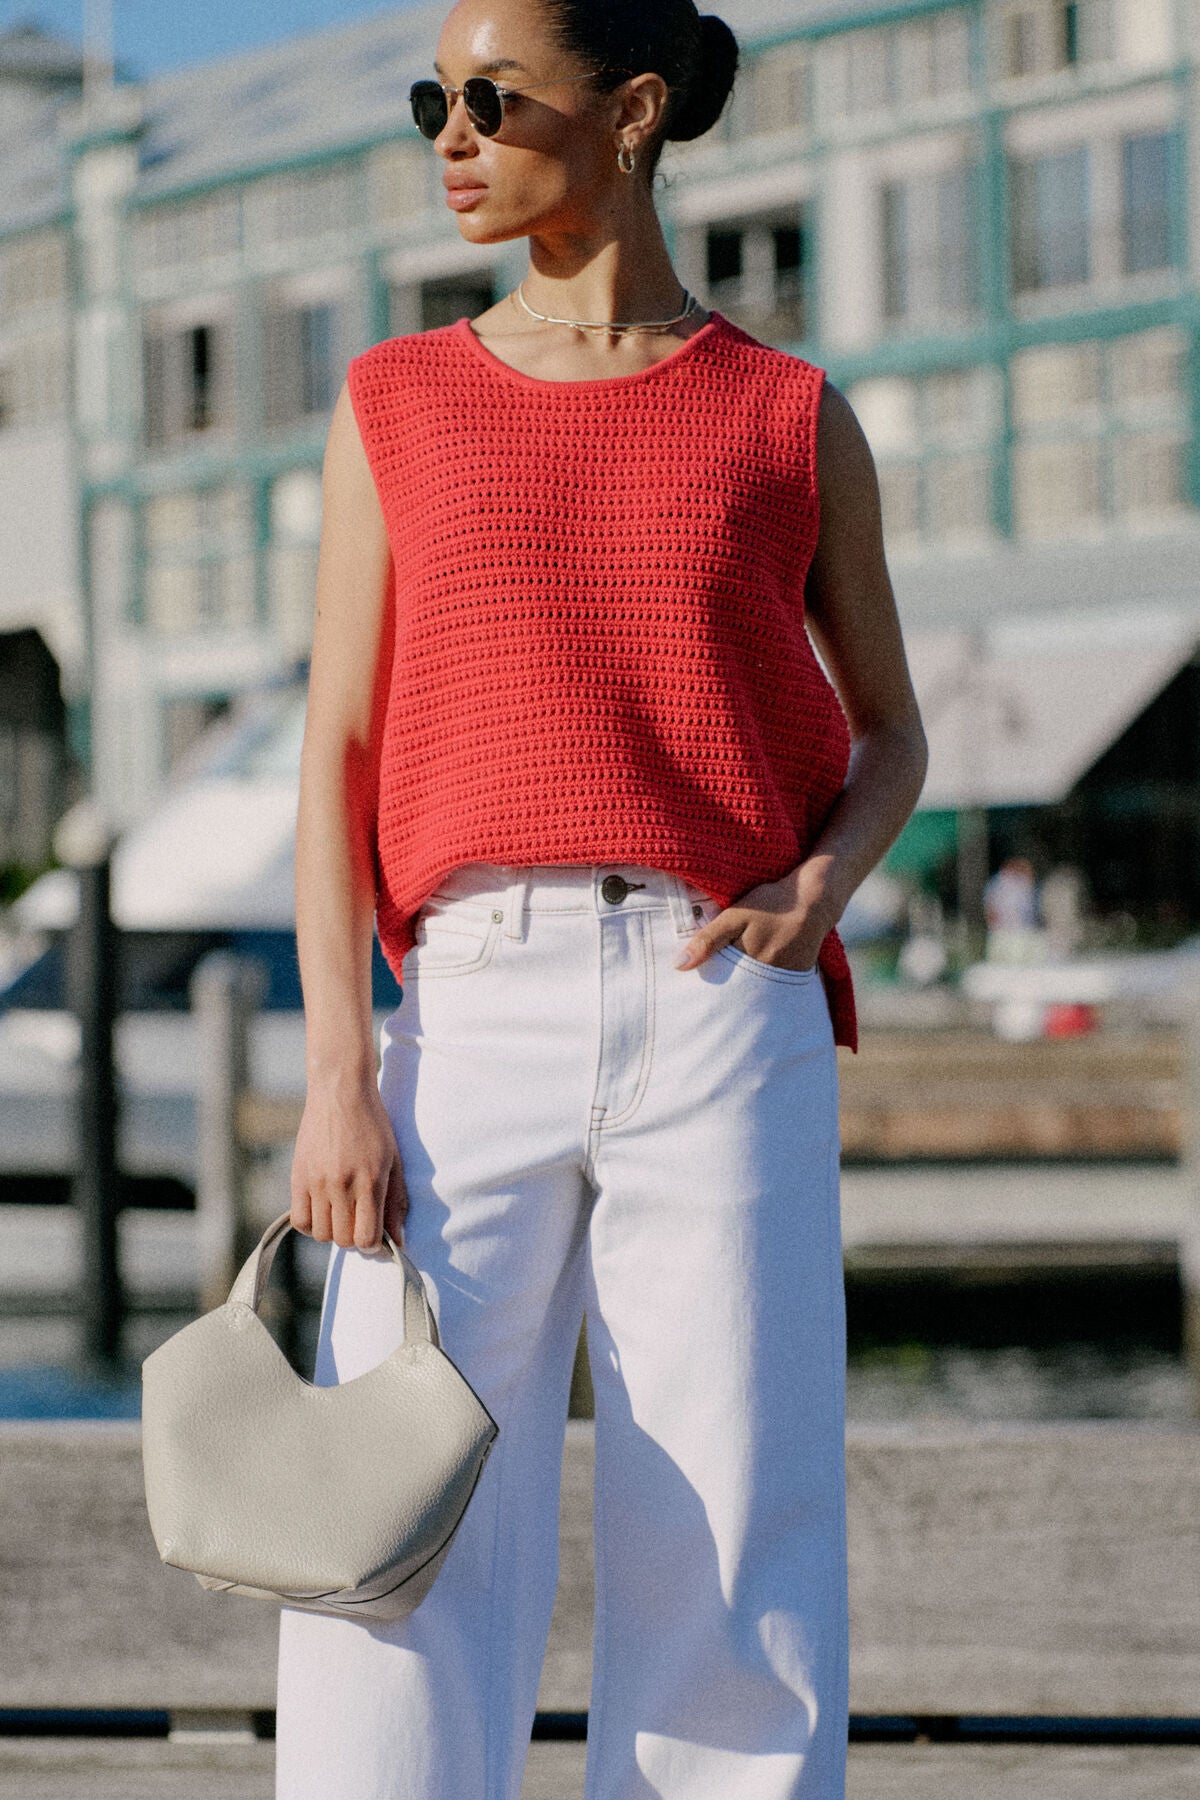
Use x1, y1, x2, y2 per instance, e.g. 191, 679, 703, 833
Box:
346, 307, 858, 1052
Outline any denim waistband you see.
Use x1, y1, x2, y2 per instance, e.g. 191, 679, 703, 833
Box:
424, 862, 717, 941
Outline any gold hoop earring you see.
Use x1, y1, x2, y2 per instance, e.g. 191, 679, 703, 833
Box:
617, 141, 637, 174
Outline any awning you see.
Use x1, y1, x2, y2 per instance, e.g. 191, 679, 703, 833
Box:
907, 606, 1200, 809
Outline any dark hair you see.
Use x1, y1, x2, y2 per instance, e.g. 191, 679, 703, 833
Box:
543, 0, 739, 179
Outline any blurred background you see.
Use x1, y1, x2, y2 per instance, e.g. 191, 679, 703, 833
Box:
1, 0, 1199, 1428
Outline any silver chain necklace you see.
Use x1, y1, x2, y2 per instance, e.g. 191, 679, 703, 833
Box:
511, 280, 699, 335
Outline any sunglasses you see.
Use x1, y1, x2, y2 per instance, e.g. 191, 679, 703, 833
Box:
409, 69, 624, 141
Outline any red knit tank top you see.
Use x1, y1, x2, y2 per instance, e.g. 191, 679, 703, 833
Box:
346, 308, 858, 1052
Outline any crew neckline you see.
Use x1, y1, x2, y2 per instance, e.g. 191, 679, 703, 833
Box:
453, 308, 726, 391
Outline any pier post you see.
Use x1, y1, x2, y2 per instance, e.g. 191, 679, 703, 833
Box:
190, 951, 267, 1314
57, 799, 123, 1370
1176, 967, 1200, 1412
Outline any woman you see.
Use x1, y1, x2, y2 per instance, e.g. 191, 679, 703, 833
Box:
276, 0, 927, 1795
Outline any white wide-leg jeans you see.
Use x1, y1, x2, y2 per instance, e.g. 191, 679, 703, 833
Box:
275, 861, 848, 1800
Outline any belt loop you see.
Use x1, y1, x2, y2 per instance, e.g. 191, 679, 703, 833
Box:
667, 872, 696, 937
503, 867, 530, 940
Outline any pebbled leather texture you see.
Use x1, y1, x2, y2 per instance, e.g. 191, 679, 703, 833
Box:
140, 1211, 498, 1623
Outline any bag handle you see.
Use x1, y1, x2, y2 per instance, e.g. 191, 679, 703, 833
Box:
227, 1211, 440, 1349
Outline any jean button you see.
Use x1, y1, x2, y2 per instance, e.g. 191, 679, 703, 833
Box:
601, 874, 629, 905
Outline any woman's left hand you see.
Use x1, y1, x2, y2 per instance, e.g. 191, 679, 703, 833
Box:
674, 872, 836, 974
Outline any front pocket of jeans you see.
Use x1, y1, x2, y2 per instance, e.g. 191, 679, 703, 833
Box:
717, 942, 818, 983
407, 907, 502, 978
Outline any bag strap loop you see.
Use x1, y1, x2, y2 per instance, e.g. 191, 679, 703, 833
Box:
228, 1212, 439, 1349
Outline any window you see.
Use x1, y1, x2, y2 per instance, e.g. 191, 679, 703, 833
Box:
774, 224, 804, 299
706, 230, 742, 289
0, 229, 69, 315
268, 469, 322, 659
142, 317, 232, 448
385, 274, 498, 338
1010, 125, 1180, 297
1122, 131, 1174, 274
143, 485, 257, 633
702, 211, 808, 341
845, 28, 891, 114
0, 334, 70, 429
1014, 2, 1070, 77
1010, 328, 1189, 536
243, 163, 358, 249
881, 189, 904, 316
751, 39, 811, 135
896, 11, 973, 102
366, 140, 429, 227
993, 0, 1116, 80
881, 165, 977, 324
817, 11, 972, 129
420, 278, 497, 333
849, 366, 999, 548
1011, 145, 1090, 290
724, 38, 811, 142
263, 299, 343, 429
300, 307, 336, 413
133, 193, 240, 277
0, 231, 71, 430
1005, 7, 1040, 76
1011, 338, 1103, 426
1013, 438, 1104, 532
1105, 328, 1188, 520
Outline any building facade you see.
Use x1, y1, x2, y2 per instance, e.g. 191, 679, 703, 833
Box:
0, 0, 1196, 850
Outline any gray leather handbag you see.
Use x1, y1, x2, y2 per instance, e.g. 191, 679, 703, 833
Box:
140, 1210, 498, 1622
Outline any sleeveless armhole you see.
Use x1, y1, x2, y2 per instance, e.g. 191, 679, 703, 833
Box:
773, 355, 827, 628
805, 364, 828, 565
345, 347, 387, 515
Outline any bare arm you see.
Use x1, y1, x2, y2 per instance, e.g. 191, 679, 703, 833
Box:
676, 380, 928, 976
290, 379, 408, 1250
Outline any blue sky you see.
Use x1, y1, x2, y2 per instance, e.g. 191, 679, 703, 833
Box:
2, 2, 425, 75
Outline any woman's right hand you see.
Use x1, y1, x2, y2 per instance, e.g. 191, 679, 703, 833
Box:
289, 1073, 409, 1251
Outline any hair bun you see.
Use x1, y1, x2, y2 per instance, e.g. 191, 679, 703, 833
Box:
665, 13, 739, 143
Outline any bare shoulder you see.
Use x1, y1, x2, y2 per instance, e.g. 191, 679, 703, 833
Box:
323, 380, 381, 508
815, 380, 879, 496
809, 379, 885, 572
310, 381, 390, 617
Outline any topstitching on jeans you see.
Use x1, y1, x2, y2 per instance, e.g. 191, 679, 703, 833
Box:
585, 912, 658, 1175
717, 942, 820, 983
480, 1370, 510, 1800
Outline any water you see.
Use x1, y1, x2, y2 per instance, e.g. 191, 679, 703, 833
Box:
0, 1361, 144, 1420
1, 1270, 1194, 1423
2, 1175, 1193, 1422
846, 1337, 1195, 1422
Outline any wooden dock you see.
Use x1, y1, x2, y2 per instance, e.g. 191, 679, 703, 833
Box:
1, 1418, 1197, 1798
837, 1027, 1185, 1160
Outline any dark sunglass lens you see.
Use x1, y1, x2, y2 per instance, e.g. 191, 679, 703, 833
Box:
462, 77, 503, 136
409, 81, 447, 139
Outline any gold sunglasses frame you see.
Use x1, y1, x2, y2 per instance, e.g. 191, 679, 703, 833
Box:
410, 68, 631, 139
